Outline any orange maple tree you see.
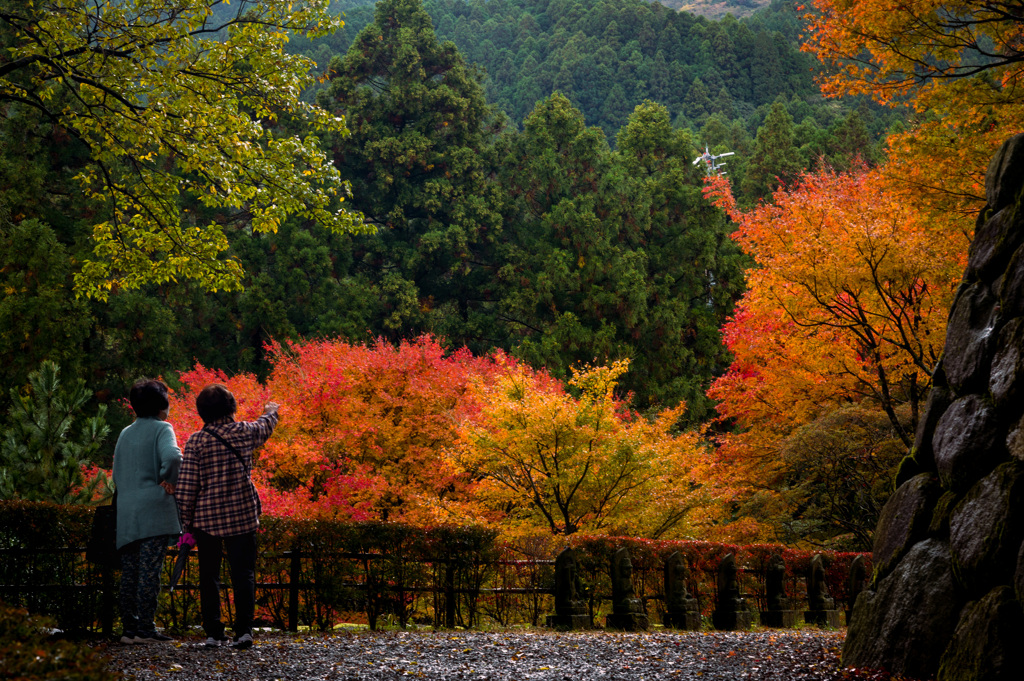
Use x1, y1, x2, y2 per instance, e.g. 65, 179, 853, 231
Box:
703, 165, 966, 541
450, 359, 725, 539
167, 336, 505, 524
803, 0, 1023, 222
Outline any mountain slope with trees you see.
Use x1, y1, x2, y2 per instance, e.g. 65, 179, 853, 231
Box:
2, 0, 928, 549
296, 0, 901, 203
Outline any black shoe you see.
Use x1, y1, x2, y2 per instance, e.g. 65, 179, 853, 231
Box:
231, 633, 253, 650
135, 631, 173, 643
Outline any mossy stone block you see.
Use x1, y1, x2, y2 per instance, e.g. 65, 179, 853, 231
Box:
872, 473, 940, 581
937, 586, 1024, 681
950, 462, 1024, 594
844, 539, 959, 681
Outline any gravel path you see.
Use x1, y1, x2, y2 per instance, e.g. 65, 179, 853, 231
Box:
100, 629, 910, 680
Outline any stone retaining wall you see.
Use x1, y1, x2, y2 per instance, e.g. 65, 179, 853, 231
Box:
843, 134, 1024, 681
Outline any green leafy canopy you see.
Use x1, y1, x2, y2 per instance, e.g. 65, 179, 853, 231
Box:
0, 0, 368, 298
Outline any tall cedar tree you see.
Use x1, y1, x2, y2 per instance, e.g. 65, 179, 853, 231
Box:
740, 97, 803, 204
497, 95, 743, 418
615, 101, 746, 419
496, 94, 646, 399
319, 0, 506, 349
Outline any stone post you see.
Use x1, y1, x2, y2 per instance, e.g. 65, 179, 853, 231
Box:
604, 548, 649, 631
846, 554, 866, 627
804, 553, 840, 627
712, 553, 752, 630
663, 551, 701, 630
760, 554, 797, 628
545, 548, 592, 630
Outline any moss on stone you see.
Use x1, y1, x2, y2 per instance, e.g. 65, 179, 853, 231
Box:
929, 491, 960, 537
894, 454, 922, 490
937, 585, 1024, 681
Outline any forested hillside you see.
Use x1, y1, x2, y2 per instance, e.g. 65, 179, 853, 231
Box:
431, 0, 814, 135
297, 0, 900, 201
3, 0, 941, 547
1, 0, 877, 421
2, 0, 768, 431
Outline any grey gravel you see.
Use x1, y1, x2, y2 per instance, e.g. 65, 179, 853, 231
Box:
98, 629, 914, 680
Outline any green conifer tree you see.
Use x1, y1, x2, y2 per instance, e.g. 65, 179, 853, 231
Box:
615, 101, 746, 418
496, 94, 646, 385
320, 0, 506, 348
740, 97, 803, 203
683, 78, 713, 124
0, 362, 110, 504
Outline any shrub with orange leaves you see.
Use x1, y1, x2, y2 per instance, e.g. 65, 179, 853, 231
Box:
450, 359, 723, 539
703, 164, 966, 547
167, 336, 504, 525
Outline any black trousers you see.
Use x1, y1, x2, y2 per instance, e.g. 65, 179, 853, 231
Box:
194, 529, 257, 638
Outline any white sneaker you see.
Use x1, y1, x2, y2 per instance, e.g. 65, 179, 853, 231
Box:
231, 633, 253, 650
204, 636, 230, 647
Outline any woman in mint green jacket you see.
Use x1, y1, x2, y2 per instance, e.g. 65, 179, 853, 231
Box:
112, 379, 181, 644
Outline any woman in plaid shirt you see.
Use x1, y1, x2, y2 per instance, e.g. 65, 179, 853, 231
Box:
175, 384, 279, 650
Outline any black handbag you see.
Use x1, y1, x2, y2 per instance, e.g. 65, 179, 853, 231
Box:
86, 492, 118, 567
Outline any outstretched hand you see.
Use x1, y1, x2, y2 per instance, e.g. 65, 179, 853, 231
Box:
263, 402, 280, 416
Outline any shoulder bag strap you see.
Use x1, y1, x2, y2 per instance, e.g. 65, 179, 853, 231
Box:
202, 426, 250, 474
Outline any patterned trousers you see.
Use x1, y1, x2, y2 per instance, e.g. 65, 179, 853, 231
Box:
118, 535, 168, 635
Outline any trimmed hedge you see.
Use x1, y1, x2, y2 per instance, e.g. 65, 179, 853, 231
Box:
0, 501, 869, 632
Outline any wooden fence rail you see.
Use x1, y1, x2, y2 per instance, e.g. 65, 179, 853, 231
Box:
0, 543, 854, 637
0, 545, 563, 635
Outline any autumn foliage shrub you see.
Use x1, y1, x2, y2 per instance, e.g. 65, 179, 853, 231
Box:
167, 336, 506, 525
451, 359, 719, 539
0, 601, 118, 681
166, 336, 727, 541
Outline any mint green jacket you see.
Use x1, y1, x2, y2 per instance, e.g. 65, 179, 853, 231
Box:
112, 417, 182, 549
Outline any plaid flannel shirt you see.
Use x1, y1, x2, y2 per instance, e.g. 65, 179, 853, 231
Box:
176, 412, 278, 537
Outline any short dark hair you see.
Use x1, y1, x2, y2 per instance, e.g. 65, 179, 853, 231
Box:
196, 384, 237, 424
130, 379, 170, 418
